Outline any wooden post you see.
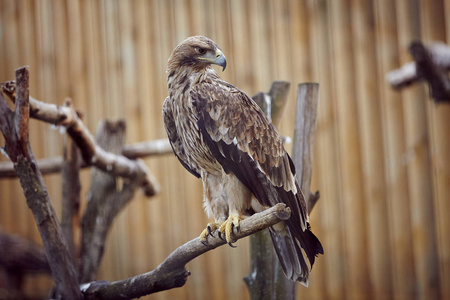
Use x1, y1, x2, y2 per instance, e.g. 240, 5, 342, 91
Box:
245, 81, 320, 299
79, 120, 140, 283
244, 81, 290, 300
420, 1, 448, 299
292, 83, 320, 215
61, 99, 82, 261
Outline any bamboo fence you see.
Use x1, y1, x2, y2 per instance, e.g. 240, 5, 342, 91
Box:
0, 1, 449, 299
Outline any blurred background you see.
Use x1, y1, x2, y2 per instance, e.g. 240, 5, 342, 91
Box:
0, 0, 449, 299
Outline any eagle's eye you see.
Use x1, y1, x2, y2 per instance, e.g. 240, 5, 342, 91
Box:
195, 47, 207, 55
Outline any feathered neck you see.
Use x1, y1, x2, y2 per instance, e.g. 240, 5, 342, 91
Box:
167, 65, 219, 90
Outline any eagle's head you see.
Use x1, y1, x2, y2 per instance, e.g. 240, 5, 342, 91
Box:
167, 36, 227, 73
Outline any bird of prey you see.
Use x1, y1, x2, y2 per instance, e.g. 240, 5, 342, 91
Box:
163, 36, 323, 285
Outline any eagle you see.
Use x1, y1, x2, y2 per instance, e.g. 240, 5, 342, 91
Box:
163, 36, 323, 285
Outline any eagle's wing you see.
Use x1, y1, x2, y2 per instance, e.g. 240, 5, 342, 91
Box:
163, 96, 201, 178
191, 81, 323, 274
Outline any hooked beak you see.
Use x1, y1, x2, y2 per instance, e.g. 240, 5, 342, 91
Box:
213, 49, 227, 71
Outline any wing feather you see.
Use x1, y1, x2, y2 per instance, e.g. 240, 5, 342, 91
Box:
191, 81, 323, 270
162, 96, 201, 178
191, 82, 306, 224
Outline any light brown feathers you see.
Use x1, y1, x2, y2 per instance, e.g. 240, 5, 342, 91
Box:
163, 36, 323, 284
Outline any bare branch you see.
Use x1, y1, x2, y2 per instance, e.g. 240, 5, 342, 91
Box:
0, 139, 172, 177
0, 82, 159, 196
0, 66, 82, 299
121, 138, 172, 159
81, 203, 291, 300
386, 41, 450, 101
0, 156, 81, 177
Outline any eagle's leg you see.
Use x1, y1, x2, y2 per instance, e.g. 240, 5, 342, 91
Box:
218, 214, 244, 247
198, 222, 222, 245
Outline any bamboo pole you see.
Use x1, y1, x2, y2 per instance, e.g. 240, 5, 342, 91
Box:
420, 1, 448, 299
396, 1, 439, 299
327, 0, 369, 299
351, 1, 393, 299
375, 1, 416, 299
304, 1, 341, 299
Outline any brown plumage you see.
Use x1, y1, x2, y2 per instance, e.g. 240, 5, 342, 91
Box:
163, 36, 323, 285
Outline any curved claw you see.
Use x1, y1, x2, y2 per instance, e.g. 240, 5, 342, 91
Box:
199, 222, 222, 245
228, 242, 237, 248
218, 231, 226, 241
218, 214, 243, 245
207, 225, 215, 237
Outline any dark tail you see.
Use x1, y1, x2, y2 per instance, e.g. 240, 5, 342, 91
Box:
269, 222, 323, 286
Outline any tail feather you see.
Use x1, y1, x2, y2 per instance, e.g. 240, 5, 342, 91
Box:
269, 222, 323, 285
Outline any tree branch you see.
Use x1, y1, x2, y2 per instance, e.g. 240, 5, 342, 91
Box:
0, 66, 82, 299
0, 139, 172, 178
81, 203, 291, 300
386, 41, 450, 102
79, 120, 140, 283
121, 139, 172, 159
0, 233, 51, 298
409, 41, 450, 102
0, 81, 159, 196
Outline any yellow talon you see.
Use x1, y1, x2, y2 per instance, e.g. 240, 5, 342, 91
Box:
218, 214, 243, 245
199, 222, 222, 243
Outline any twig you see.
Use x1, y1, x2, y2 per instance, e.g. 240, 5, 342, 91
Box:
81, 203, 291, 300
0, 81, 159, 196
0, 66, 82, 299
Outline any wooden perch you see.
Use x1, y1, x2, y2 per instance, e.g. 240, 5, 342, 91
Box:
0, 81, 159, 196
81, 203, 291, 300
0, 66, 82, 299
386, 41, 450, 102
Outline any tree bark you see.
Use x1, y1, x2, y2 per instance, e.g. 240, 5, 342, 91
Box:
0, 81, 159, 196
292, 83, 320, 214
0, 139, 172, 178
245, 81, 293, 300
79, 120, 140, 283
0, 66, 82, 299
61, 100, 82, 261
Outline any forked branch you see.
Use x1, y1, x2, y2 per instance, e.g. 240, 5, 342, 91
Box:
0, 81, 159, 196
